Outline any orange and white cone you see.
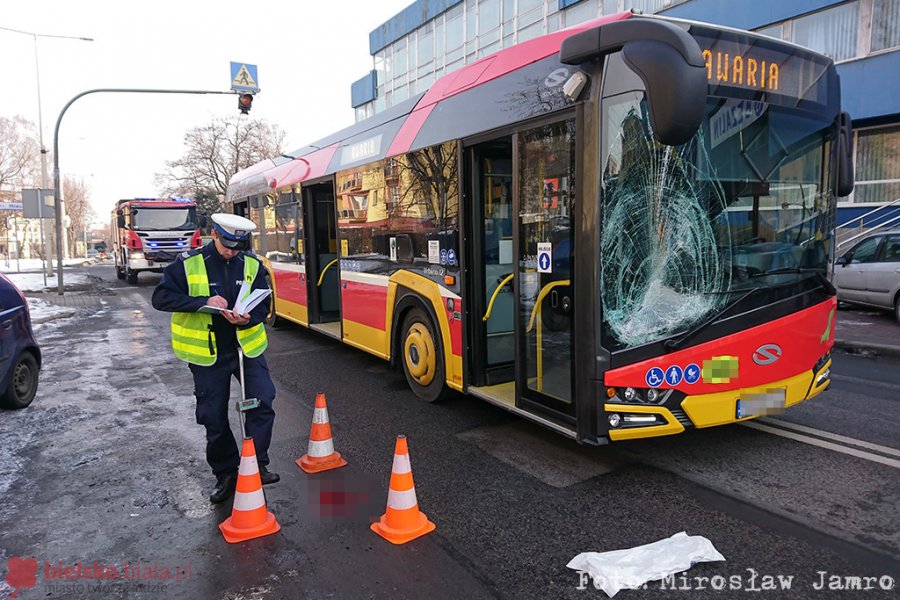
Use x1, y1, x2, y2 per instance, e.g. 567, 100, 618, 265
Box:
219, 437, 281, 543
297, 392, 348, 474
371, 435, 436, 544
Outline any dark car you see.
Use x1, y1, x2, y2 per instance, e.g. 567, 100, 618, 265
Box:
0, 273, 41, 409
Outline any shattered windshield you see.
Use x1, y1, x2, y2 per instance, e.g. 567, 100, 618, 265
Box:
599, 53, 836, 350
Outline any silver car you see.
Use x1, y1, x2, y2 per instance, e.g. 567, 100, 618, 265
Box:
833, 230, 900, 322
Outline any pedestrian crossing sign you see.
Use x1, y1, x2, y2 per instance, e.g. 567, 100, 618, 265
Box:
230, 62, 259, 93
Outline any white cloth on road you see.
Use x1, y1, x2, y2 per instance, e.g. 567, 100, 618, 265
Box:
567, 531, 725, 597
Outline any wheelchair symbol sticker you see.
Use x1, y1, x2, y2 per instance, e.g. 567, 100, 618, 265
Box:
665, 365, 684, 386
684, 363, 701, 384
645, 367, 664, 388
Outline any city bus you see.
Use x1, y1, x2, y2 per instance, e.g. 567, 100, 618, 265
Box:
226, 11, 854, 445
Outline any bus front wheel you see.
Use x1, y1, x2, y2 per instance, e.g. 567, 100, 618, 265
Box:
401, 307, 449, 403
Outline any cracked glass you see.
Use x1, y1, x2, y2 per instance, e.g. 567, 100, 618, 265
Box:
600, 52, 836, 350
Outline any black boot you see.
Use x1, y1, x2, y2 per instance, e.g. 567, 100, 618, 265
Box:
259, 465, 280, 485
209, 473, 237, 503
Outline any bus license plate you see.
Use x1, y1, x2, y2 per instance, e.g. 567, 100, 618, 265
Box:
736, 389, 786, 419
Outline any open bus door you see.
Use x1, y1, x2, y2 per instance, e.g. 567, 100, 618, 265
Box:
465, 117, 577, 433
302, 181, 342, 339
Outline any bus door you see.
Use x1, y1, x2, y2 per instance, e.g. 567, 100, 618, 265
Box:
302, 181, 342, 337
516, 118, 576, 419
467, 138, 515, 388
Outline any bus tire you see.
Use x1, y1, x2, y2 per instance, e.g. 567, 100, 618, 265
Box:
400, 307, 449, 403
126, 268, 138, 284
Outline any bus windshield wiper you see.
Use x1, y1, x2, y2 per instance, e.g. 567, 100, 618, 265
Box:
664, 287, 762, 352
749, 267, 835, 294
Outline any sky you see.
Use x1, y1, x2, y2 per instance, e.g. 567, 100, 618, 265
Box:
2, 0, 413, 226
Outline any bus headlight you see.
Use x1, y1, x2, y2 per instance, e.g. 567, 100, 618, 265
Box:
623, 387, 637, 401
129, 252, 145, 261
608, 413, 621, 428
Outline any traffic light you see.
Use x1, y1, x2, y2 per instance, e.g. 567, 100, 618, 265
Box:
238, 93, 254, 114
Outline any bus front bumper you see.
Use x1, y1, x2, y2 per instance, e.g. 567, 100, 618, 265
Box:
603, 358, 831, 442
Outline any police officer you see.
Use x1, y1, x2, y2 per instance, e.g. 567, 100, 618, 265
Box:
152, 213, 279, 503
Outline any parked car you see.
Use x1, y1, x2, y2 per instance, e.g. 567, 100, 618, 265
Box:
0, 273, 41, 409
832, 230, 900, 322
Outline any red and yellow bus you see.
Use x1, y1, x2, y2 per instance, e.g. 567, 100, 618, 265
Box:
226, 12, 854, 445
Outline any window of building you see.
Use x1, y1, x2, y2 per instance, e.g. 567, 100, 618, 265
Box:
755, 23, 785, 40
446, 4, 464, 52
518, 6, 543, 30
518, 18, 543, 42
519, 0, 543, 13
624, 0, 668, 12
602, 0, 618, 13
565, 0, 599, 26
467, 0, 478, 42
479, 0, 501, 33
853, 124, 900, 204
418, 23, 434, 66
872, 0, 900, 52
791, 1, 860, 62
393, 39, 408, 83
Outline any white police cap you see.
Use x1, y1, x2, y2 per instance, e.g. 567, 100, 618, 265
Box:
211, 213, 257, 249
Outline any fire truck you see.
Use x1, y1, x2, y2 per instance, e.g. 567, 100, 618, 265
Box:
111, 198, 203, 284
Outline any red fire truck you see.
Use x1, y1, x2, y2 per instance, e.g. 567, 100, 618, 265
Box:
111, 198, 203, 284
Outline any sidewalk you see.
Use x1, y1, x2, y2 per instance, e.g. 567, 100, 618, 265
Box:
834, 306, 900, 358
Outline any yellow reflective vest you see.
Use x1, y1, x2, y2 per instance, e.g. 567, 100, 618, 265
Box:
170, 253, 268, 365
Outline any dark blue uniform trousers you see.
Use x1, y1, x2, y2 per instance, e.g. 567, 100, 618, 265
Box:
189, 351, 276, 477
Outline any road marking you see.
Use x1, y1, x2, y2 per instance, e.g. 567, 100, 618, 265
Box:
758, 417, 900, 458
742, 422, 900, 469
830, 372, 900, 393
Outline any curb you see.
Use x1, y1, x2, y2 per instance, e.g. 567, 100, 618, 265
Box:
833, 338, 900, 359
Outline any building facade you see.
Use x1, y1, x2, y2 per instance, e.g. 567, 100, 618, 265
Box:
350, 0, 900, 211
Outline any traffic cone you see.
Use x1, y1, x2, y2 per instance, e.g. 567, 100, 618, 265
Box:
371, 435, 436, 544
219, 437, 281, 544
296, 392, 348, 473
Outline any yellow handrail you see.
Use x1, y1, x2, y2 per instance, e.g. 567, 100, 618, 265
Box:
526, 280, 570, 333
317, 258, 339, 286
482, 273, 514, 321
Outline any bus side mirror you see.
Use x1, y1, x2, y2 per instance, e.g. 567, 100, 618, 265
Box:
116, 215, 125, 228
559, 18, 707, 146
836, 112, 854, 197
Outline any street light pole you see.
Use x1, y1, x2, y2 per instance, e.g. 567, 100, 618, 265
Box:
52, 88, 238, 294
0, 26, 92, 282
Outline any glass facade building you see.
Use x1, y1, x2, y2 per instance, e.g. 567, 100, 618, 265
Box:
350, 0, 900, 208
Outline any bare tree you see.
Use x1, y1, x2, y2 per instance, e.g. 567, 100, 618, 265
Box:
63, 177, 95, 256
155, 116, 285, 215
0, 116, 39, 200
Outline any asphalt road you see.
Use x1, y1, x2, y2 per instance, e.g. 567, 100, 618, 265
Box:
0, 263, 897, 599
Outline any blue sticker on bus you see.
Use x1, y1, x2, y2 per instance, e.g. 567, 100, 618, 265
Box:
645, 367, 664, 388
684, 363, 701, 384
665, 365, 684, 386
447, 249, 457, 266
440, 249, 448, 265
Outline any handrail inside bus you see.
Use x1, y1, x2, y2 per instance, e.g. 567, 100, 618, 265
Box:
526, 280, 570, 333
483, 273, 514, 321
317, 258, 339, 287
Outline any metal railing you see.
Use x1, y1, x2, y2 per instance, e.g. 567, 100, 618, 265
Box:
835, 198, 900, 250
